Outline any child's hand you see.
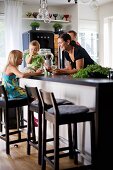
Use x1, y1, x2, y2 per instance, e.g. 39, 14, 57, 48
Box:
36, 69, 44, 74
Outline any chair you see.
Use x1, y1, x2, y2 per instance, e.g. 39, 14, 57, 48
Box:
25, 86, 74, 165
25, 86, 43, 165
39, 89, 95, 170
0, 85, 28, 154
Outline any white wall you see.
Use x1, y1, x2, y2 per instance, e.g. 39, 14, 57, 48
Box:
99, 2, 113, 65
78, 4, 99, 32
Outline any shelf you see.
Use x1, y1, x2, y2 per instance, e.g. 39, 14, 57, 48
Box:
22, 17, 70, 23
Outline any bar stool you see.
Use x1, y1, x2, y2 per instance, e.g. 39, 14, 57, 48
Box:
0, 85, 28, 154
39, 89, 95, 170
25, 86, 74, 165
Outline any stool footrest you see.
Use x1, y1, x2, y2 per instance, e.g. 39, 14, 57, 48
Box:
29, 141, 38, 150
46, 146, 71, 154
9, 138, 27, 144
0, 130, 22, 136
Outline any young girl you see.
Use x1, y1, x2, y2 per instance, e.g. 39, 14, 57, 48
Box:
24, 40, 44, 72
2, 50, 43, 99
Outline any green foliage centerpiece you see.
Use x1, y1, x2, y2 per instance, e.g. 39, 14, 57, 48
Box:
73, 64, 110, 78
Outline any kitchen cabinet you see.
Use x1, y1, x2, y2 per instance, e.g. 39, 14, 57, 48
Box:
22, 30, 54, 54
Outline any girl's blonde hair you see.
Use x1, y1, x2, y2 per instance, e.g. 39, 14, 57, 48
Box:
6, 50, 22, 68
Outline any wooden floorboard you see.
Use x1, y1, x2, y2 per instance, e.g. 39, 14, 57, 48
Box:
0, 131, 91, 170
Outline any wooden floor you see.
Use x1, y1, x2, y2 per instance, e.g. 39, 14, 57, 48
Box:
0, 131, 92, 170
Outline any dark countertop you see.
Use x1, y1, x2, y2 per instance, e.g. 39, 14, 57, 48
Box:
29, 74, 113, 87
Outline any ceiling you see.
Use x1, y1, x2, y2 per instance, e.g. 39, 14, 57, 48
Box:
0, 0, 113, 6
22, 0, 113, 6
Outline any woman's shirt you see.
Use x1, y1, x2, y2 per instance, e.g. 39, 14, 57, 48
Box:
2, 73, 27, 99
64, 45, 95, 69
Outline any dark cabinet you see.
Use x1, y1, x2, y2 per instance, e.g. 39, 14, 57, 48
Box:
22, 30, 54, 55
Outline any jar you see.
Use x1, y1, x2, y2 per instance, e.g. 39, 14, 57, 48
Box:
39, 48, 54, 67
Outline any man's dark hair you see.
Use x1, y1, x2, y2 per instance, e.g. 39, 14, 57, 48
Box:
68, 30, 77, 37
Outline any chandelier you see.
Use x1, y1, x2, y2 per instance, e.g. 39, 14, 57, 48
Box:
37, 0, 51, 23
80, 0, 99, 10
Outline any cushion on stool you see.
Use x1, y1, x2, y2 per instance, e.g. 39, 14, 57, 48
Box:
56, 99, 74, 105
48, 105, 89, 115
0, 97, 28, 108
29, 98, 74, 112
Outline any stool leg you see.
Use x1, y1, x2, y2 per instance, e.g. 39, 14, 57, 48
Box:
90, 117, 95, 167
38, 108, 42, 165
5, 108, 10, 154
68, 123, 73, 159
31, 111, 36, 142
16, 107, 21, 140
42, 117, 46, 170
27, 109, 31, 155
54, 122, 59, 170
0, 108, 2, 132
81, 122, 86, 164
73, 123, 78, 164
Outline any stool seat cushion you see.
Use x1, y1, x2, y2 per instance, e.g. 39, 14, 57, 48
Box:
29, 99, 74, 113
56, 99, 74, 105
0, 97, 28, 108
48, 105, 89, 120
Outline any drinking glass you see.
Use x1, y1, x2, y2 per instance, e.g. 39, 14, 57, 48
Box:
59, 14, 64, 20
32, 12, 38, 18
53, 13, 58, 20
64, 14, 69, 21
26, 12, 32, 18
49, 13, 52, 18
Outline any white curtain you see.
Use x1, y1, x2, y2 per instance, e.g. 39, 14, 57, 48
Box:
4, 0, 23, 57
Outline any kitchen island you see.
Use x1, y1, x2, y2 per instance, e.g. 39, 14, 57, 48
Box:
20, 75, 113, 169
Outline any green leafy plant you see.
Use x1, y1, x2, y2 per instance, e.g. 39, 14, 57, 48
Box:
30, 21, 40, 28
53, 22, 63, 29
72, 64, 111, 78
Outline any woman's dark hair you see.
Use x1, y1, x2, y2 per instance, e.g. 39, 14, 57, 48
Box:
59, 33, 77, 47
59, 33, 71, 41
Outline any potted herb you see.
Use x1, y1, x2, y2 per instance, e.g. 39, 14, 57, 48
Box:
53, 22, 63, 33
30, 21, 40, 31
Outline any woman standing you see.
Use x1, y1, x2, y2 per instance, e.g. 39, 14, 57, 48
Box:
55, 33, 96, 74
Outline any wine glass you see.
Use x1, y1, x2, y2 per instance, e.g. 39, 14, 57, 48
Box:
32, 12, 38, 18
64, 14, 69, 21
49, 13, 52, 18
59, 14, 64, 20
26, 12, 32, 18
53, 13, 58, 20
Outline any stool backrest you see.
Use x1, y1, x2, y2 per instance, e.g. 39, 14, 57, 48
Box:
39, 89, 59, 118
0, 85, 8, 103
25, 86, 42, 108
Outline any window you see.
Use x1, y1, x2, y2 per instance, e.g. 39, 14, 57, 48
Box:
78, 19, 99, 64
78, 31, 99, 63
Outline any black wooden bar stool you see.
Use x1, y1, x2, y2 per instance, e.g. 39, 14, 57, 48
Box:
39, 89, 95, 170
25, 86, 74, 165
0, 85, 28, 154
